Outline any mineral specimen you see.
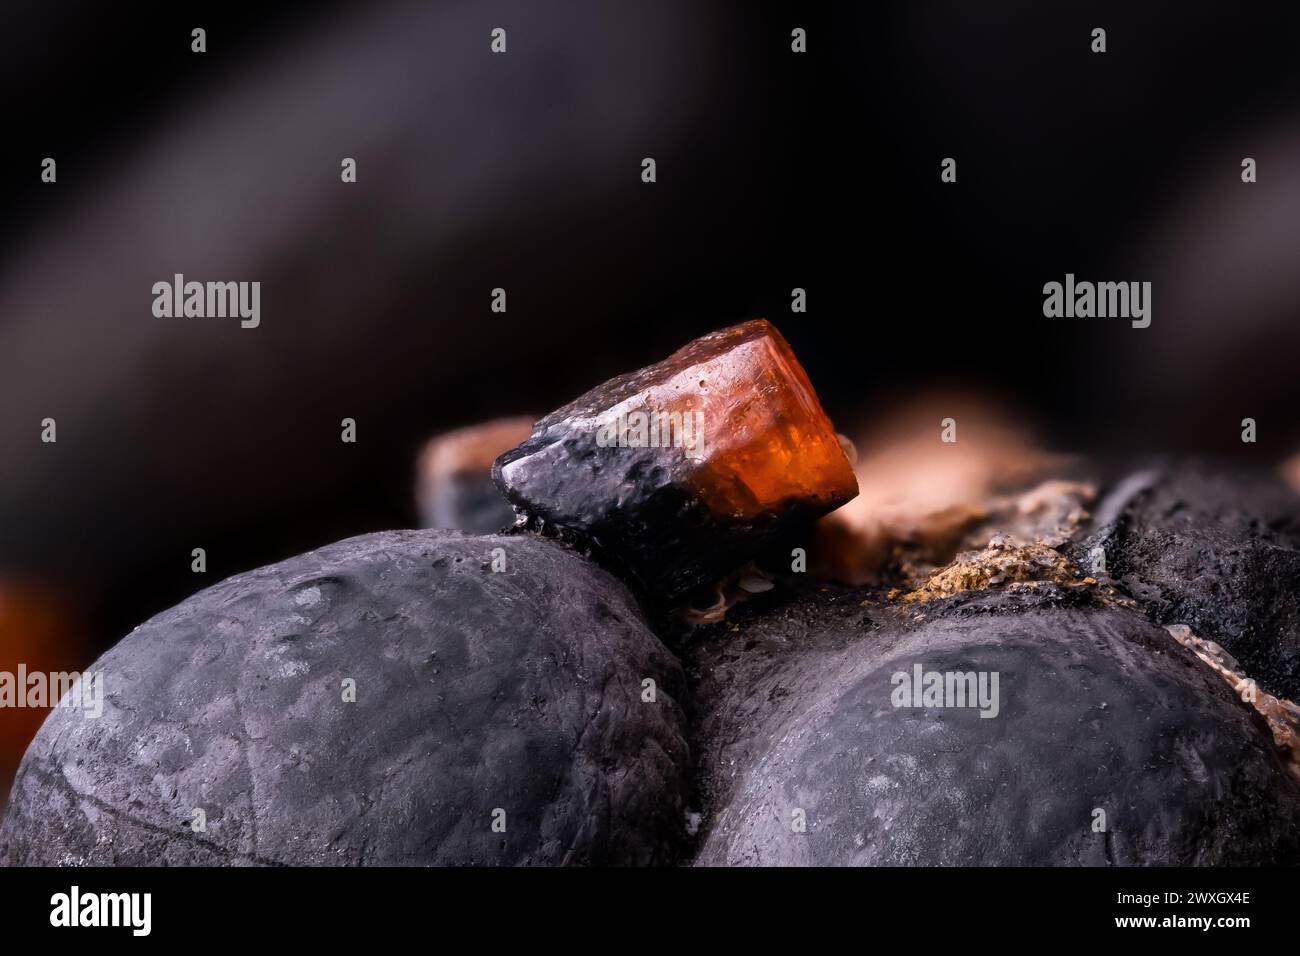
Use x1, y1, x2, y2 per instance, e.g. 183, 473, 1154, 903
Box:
493, 320, 858, 601
0, 531, 691, 866
901, 533, 1082, 602
415, 417, 533, 533
1083, 466, 1300, 699
1166, 623, 1300, 779
691, 588, 1300, 866
811, 399, 1078, 585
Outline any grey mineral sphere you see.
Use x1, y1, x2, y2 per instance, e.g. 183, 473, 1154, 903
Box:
694, 589, 1300, 866
0, 531, 690, 865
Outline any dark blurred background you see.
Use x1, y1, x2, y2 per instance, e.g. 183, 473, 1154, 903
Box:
3, 0, 1300, 798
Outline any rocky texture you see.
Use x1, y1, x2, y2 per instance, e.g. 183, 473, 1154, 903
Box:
690, 585, 1300, 866
1165, 623, 1300, 779
684, 583, 893, 826
902, 534, 1082, 603
813, 395, 1084, 588
493, 320, 857, 601
1083, 467, 1300, 699
815, 476, 1097, 590
0, 531, 690, 866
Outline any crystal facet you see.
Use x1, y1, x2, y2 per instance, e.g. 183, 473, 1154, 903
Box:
493, 320, 858, 599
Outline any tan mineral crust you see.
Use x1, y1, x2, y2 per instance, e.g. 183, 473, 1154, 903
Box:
902, 534, 1082, 603
1166, 623, 1300, 780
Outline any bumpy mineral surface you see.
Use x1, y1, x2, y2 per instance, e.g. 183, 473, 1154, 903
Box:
493, 320, 858, 601
902, 533, 1082, 602
1082, 467, 1300, 699
689, 585, 1300, 866
0, 531, 690, 866
1165, 623, 1300, 778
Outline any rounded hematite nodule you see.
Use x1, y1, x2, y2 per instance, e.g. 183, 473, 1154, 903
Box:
0, 531, 690, 866
690, 587, 1300, 866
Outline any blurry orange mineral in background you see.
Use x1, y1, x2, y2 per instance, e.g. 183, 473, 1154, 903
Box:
416, 417, 534, 531
1282, 451, 1300, 496
0, 579, 88, 814
817, 394, 1073, 584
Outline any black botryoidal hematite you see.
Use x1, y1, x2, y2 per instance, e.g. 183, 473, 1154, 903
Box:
690, 585, 1300, 866
1081, 466, 1300, 700
0, 531, 690, 866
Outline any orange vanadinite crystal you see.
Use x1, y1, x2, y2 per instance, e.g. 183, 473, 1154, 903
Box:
493, 319, 858, 599
672, 320, 857, 517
